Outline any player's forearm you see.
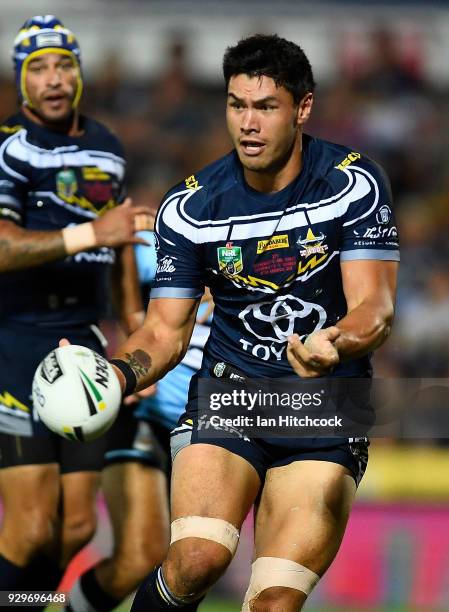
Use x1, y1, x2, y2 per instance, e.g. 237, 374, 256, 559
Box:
0, 220, 96, 272
111, 245, 145, 334
334, 298, 395, 361
0, 225, 67, 272
111, 325, 186, 395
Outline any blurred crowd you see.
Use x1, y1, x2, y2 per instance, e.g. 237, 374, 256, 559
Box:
1, 27, 447, 381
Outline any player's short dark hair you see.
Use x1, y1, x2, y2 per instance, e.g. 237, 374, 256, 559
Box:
223, 34, 316, 104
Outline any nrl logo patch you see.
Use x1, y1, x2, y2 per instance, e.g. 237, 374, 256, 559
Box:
217, 242, 243, 276
56, 168, 78, 199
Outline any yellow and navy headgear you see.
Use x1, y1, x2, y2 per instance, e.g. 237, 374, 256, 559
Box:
12, 15, 83, 108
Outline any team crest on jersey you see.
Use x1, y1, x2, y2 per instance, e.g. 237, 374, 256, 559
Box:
217, 242, 243, 276
55, 167, 117, 215
296, 228, 328, 258
56, 169, 78, 199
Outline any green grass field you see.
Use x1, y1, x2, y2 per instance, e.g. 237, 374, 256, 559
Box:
48, 597, 444, 612
199, 604, 444, 612
199, 603, 440, 612
100, 597, 442, 612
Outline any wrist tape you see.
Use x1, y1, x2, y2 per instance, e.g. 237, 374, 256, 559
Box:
62, 223, 96, 255
109, 359, 137, 397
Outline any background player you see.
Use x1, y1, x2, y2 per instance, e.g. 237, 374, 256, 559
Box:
67, 232, 213, 612
0, 15, 151, 595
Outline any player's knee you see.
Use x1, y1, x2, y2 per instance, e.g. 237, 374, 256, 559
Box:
164, 539, 231, 598
95, 559, 137, 601
128, 538, 167, 580
63, 513, 97, 555
243, 558, 319, 612
248, 586, 306, 611
18, 509, 58, 556
105, 541, 167, 598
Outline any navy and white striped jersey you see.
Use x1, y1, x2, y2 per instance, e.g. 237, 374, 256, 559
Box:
153, 135, 399, 378
0, 112, 125, 326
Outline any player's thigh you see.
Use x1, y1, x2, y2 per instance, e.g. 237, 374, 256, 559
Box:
60, 470, 100, 528
163, 442, 260, 593
60, 434, 105, 516
59, 435, 105, 558
103, 412, 171, 556
254, 459, 356, 574
103, 461, 169, 556
171, 443, 260, 525
0, 461, 60, 541
166, 405, 262, 590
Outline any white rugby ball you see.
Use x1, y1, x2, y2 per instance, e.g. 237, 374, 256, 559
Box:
32, 345, 121, 442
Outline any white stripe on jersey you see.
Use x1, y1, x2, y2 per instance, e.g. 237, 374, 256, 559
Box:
0, 136, 28, 183
0, 195, 21, 209
340, 167, 379, 226
30, 191, 98, 219
157, 166, 378, 245
2, 131, 125, 180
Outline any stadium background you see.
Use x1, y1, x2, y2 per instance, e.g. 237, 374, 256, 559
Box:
1, 0, 448, 610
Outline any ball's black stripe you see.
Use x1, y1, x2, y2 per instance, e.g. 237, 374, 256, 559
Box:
74, 426, 85, 442
80, 379, 97, 416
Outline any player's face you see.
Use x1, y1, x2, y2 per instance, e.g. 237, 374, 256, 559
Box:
24, 53, 78, 124
226, 74, 312, 178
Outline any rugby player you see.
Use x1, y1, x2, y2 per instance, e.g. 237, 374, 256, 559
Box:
0, 15, 150, 595
79, 34, 398, 611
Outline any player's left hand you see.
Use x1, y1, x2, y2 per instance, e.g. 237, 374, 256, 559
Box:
287, 327, 340, 378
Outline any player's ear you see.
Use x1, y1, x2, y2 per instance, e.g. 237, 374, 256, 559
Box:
296, 92, 313, 126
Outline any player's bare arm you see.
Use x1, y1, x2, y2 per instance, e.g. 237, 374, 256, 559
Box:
111, 244, 145, 335
0, 198, 151, 273
111, 297, 200, 395
0, 218, 66, 271
288, 259, 398, 377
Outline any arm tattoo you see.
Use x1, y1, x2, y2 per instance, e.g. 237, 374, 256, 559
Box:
124, 350, 152, 380
0, 231, 66, 272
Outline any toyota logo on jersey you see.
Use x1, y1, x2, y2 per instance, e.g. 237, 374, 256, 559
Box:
238, 295, 327, 344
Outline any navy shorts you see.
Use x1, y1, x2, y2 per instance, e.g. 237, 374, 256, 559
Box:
171, 360, 369, 487
171, 418, 368, 486
0, 321, 108, 472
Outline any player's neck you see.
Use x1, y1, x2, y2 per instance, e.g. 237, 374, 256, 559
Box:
242, 135, 303, 194
21, 105, 83, 137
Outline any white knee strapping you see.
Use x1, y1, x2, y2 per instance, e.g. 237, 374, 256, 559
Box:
242, 556, 320, 610
170, 516, 240, 555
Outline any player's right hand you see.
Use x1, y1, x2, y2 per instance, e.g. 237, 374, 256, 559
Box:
92, 198, 154, 248
287, 327, 340, 378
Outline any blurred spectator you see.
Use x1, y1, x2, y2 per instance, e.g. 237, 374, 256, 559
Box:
350, 28, 425, 96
